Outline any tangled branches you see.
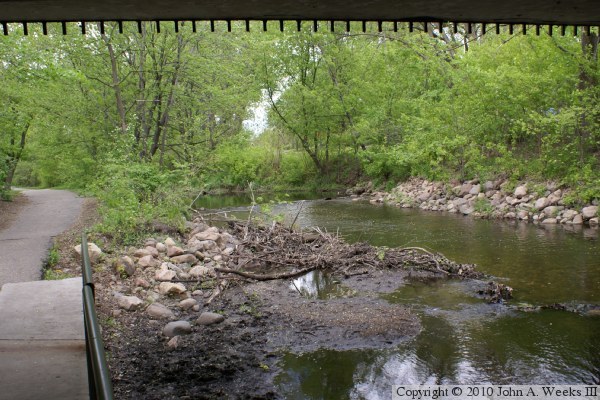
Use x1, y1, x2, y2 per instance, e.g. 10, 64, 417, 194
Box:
221, 221, 484, 280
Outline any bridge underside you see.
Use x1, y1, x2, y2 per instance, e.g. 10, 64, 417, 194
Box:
1, 0, 599, 25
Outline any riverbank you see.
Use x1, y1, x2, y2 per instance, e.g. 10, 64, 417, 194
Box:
353, 178, 599, 227
78, 216, 510, 399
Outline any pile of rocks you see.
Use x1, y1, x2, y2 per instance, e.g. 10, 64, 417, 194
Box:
99, 220, 240, 348
353, 178, 599, 226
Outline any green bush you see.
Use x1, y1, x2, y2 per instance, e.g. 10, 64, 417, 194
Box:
90, 161, 188, 241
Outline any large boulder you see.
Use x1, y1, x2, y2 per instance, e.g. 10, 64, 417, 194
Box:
547, 190, 562, 205
514, 185, 528, 198
163, 321, 192, 338
196, 312, 225, 326
118, 295, 143, 311
469, 184, 481, 195
146, 303, 175, 319
459, 204, 475, 215
534, 197, 549, 210
158, 282, 187, 295
170, 254, 198, 265
167, 245, 185, 257
138, 255, 158, 268
74, 243, 103, 263
155, 264, 177, 281
457, 183, 473, 197
179, 298, 198, 311
114, 256, 136, 277
581, 206, 598, 220
543, 206, 560, 217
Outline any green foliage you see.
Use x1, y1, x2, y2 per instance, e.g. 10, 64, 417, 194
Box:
90, 161, 188, 241
46, 246, 60, 268
473, 198, 494, 216
1, 22, 598, 236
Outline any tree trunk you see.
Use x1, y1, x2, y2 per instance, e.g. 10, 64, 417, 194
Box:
100, 24, 127, 134
4, 121, 30, 191
577, 30, 599, 163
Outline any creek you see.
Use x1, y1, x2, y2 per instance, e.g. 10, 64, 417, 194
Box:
194, 194, 600, 399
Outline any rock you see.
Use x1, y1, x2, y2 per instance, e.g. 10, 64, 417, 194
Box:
547, 190, 562, 205
170, 254, 198, 265
134, 277, 151, 289
517, 210, 529, 220
514, 185, 528, 198
543, 206, 560, 217
469, 184, 481, 195
190, 222, 210, 237
542, 218, 558, 224
452, 198, 468, 207
155, 265, 177, 281
196, 312, 225, 326
193, 229, 222, 244
457, 183, 473, 196
158, 282, 187, 295
505, 212, 516, 219
189, 265, 213, 278
562, 209, 578, 220
156, 242, 167, 253
74, 242, 103, 263
114, 256, 136, 277
144, 239, 157, 247
534, 197, 549, 210
138, 255, 158, 268
163, 321, 192, 338
145, 246, 159, 257
222, 247, 235, 256
179, 298, 198, 310
111, 309, 122, 318
581, 206, 598, 220
192, 305, 201, 312
167, 245, 185, 257
572, 214, 583, 225
484, 181, 495, 191
146, 303, 175, 319
133, 248, 151, 258
590, 217, 599, 226
166, 336, 179, 350
164, 237, 177, 247
459, 204, 475, 215
118, 295, 143, 311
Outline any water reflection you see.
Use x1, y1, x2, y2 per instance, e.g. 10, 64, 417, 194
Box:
290, 270, 357, 300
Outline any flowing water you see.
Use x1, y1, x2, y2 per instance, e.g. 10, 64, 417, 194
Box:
194, 194, 600, 398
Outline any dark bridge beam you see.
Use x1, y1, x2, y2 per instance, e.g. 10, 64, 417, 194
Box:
0, 0, 598, 25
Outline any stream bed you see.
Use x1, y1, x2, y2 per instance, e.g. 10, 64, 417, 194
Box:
195, 194, 600, 399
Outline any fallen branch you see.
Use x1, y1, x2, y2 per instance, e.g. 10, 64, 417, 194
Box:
214, 266, 318, 281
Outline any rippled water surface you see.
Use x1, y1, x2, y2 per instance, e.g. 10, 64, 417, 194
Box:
195, 195, 600, 397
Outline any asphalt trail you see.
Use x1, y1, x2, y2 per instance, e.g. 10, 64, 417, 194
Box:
0, 189, 83, 288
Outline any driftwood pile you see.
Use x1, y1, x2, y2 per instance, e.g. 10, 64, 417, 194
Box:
197, 219, 512, 303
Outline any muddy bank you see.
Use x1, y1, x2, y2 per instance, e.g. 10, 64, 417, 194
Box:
83, 216, 514, 399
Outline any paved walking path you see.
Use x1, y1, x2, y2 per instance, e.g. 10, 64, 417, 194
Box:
0, 188, 84, 286
0, 189, 88, 400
